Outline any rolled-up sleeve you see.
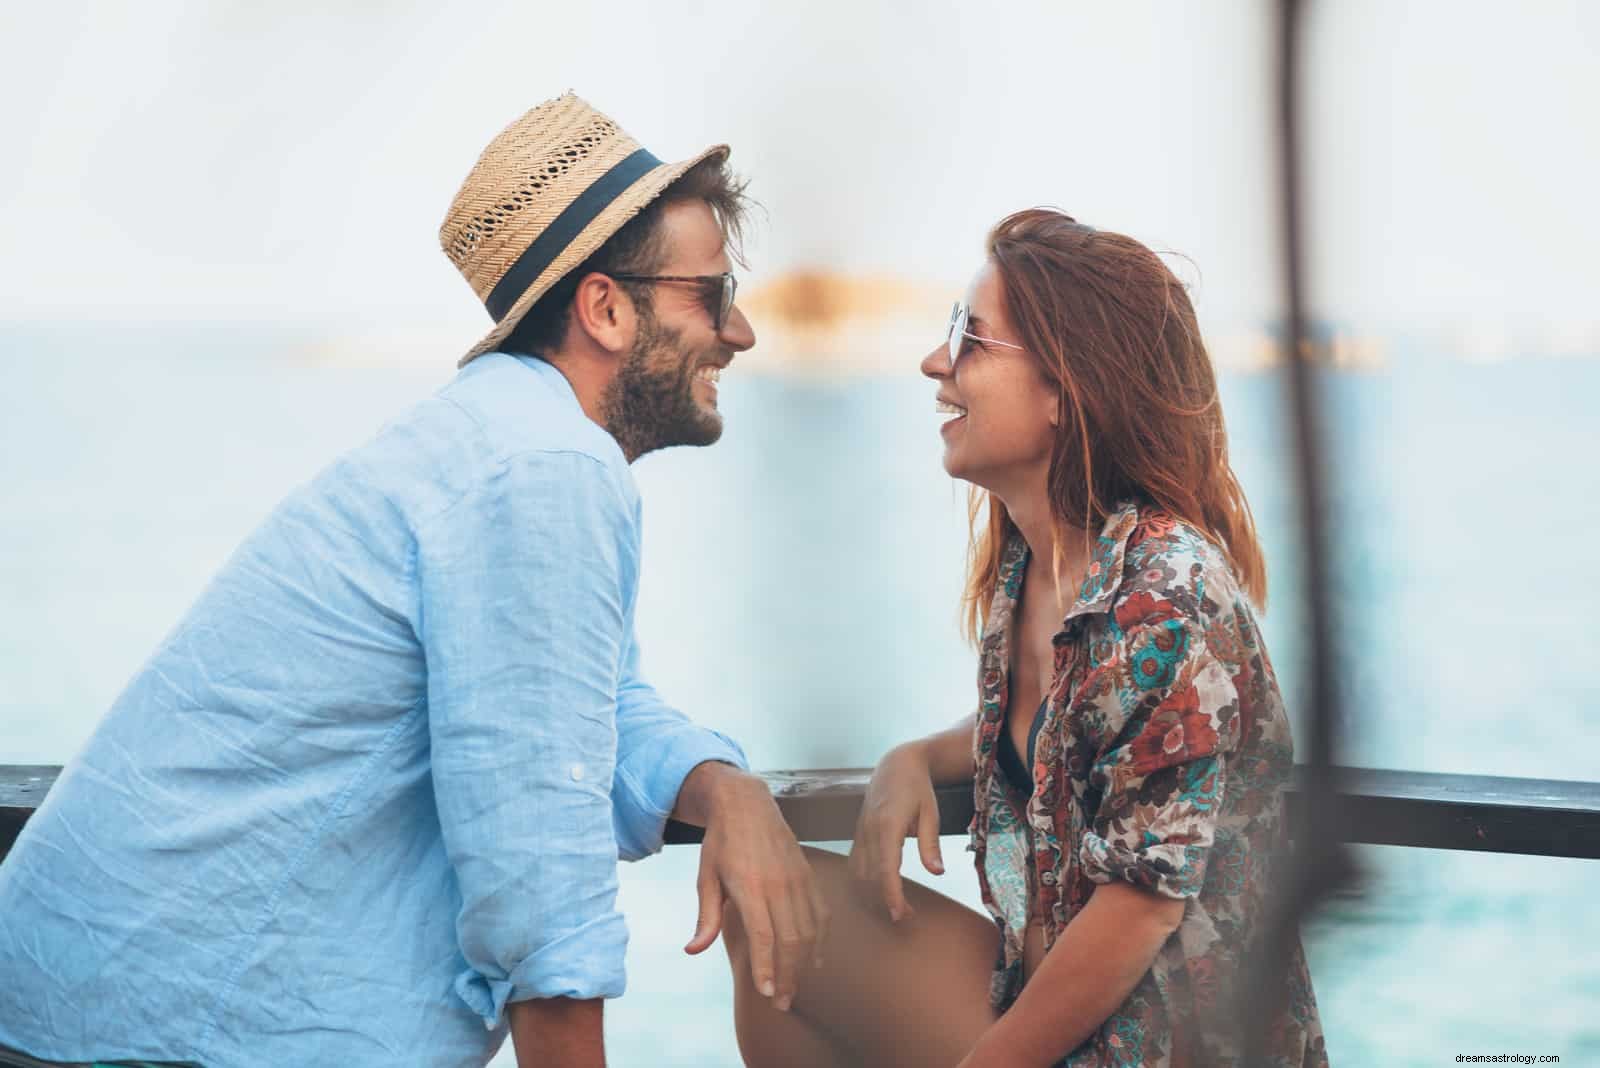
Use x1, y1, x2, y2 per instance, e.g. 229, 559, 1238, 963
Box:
611, 629, 748, 861
416, 450, 635, 1026
1079, 618, 1238, 900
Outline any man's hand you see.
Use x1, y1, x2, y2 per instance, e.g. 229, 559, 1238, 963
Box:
848, 741, 945, 922
675, 763, 828, 1013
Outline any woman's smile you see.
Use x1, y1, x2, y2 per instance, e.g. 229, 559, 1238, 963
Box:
936, 395, 967, 434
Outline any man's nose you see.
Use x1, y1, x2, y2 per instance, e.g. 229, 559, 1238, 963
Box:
719, 304, 756, 352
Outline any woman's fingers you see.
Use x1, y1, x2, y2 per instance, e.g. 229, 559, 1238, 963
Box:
854, 748, 944, 921
916, 792, 945, 875
876, 824, 914, 922
852, 809, 911, 921
847, 818, 870, 882
848, 809, 884, 889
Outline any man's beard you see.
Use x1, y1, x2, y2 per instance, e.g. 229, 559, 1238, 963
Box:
601, 309, 724, 462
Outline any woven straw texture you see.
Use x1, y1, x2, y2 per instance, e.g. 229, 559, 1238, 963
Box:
440, 92, 727, 365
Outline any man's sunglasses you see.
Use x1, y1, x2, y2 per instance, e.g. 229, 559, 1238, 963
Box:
947, 301, 1024, 368
610, 272, 738, 333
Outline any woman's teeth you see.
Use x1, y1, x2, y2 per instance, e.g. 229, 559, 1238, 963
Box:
695, 366, 722, 384
936, 401, 966, 416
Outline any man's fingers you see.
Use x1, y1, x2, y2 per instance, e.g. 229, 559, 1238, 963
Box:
916, 795, 945, 875
683, 872, 724, 955
768, 894, 805, 1012
738, 904, 778, 1001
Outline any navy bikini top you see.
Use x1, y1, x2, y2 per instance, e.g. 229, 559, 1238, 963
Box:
996, 696, 1048, 796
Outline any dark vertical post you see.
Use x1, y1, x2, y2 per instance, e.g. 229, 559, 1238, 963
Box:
1239, 0, 1357, 1058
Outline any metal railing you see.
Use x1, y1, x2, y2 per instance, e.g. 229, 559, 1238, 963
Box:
6, 764, 1599, 863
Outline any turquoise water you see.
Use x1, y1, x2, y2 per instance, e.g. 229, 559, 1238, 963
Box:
2, 327, 1596, 1064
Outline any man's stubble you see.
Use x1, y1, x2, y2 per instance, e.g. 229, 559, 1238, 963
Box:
601, 304, 724, 462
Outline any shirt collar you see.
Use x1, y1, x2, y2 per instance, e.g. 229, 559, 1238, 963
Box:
1066, 499, 1143, 621
509, 353, 585, 414
998, 499, 1145, 628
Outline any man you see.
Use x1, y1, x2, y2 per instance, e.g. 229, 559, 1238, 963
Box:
0, 94, 824, 1068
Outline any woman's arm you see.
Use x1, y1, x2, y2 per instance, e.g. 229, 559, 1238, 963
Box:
915, 713, 981, 785
959, 882, 1185, 1067
849, 713, 977, 920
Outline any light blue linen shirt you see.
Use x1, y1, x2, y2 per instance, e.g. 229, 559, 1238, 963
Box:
0, 353, 747, 1066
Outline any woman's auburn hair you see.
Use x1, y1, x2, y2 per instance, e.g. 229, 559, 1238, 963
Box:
961, 208, 1267, 643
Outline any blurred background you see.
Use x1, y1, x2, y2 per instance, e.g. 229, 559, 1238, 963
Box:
3, 1, 1597, 1063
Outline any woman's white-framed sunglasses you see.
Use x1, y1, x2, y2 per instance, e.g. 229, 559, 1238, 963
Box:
947, 301, 1024, 367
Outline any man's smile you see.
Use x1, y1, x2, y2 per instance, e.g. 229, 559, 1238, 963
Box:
693, 356, 732, 404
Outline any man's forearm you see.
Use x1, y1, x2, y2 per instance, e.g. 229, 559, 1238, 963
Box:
670, 759, 760, 827
509, 997, 604, 1068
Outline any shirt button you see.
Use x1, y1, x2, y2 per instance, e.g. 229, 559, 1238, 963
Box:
570, 763, 585, 782
485, 1019, 495, 1031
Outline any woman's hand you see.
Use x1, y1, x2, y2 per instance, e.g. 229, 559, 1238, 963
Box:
848, 741, 946, 921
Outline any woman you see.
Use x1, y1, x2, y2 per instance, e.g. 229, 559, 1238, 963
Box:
723, 209, 1326, 1066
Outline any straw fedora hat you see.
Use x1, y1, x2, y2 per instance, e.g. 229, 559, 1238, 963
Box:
441, 93, 728, 367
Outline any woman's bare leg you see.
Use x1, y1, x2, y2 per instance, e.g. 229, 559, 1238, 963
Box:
725, 845, 999, 1067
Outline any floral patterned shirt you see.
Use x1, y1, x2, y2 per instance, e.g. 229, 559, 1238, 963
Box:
969, 500, 1327, 1067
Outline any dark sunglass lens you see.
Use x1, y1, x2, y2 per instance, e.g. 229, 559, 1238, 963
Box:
707, 275, 733, 332
697, 281, 720, 329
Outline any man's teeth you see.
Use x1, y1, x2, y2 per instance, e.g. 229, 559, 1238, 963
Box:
695, 365, 722, 384
936, 401, 967, 416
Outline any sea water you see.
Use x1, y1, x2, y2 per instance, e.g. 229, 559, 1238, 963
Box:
2, 326, 1595, 1065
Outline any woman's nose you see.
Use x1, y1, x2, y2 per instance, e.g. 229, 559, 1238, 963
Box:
920, 341, 952, 381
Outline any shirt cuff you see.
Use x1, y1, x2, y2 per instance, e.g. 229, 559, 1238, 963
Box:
613, 728, 749, 860
453, 909, 629, 1029
1078, 831, 1211, 900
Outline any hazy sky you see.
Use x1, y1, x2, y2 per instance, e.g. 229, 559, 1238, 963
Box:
1, 0, 1595, 352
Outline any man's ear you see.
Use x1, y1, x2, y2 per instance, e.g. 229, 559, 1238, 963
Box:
569, 271, 636, 355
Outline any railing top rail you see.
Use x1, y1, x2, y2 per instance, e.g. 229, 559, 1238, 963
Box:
5, 764, 1598, 861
